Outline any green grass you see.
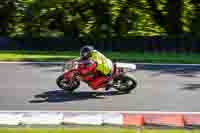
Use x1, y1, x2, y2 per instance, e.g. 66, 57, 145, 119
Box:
0, 50, 200, 64
0, 127, 199, 133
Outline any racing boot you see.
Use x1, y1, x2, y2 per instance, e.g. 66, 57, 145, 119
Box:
105, 79, 113, 91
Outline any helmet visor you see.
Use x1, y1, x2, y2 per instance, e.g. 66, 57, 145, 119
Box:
80, 51, 88, 57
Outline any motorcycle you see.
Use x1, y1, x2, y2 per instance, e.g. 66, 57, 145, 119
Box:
56, 59, 137, 93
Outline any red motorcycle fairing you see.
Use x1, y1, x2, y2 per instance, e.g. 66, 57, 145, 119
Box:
63, 61, 111, 90
89, 76, 110, 90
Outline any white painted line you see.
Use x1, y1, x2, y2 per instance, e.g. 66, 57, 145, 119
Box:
1, 110, 200, 114
135, 62, 200, 66
0, 61, 200, 66
0, 61, 63, 64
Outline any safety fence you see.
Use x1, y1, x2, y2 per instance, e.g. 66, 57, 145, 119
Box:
0, 36, 200, 52
0, 111, 200, 128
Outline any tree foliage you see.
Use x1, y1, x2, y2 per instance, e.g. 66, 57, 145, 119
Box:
0, 0, 199, 37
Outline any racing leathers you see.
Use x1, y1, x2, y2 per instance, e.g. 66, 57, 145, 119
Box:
79, 50, 113, 89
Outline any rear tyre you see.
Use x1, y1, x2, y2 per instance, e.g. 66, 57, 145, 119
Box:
113, 74, 137, 93
56, 74, 80, 92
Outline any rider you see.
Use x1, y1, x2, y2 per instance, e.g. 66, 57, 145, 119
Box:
79, 45, 113, 89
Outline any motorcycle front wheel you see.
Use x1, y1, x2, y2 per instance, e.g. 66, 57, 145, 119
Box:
113, 74, 137, 93
56, 74, 80, 92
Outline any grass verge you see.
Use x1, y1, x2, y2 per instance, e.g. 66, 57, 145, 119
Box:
0, 50, 200, 64
0, 127, 199, 133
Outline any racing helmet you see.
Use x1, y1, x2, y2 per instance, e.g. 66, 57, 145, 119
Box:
80, 45, 94, 59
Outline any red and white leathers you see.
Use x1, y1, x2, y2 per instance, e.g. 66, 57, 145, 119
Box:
78, 61, 111, 90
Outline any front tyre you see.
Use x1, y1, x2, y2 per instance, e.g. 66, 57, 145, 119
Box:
56, 74, 80, 92
113, 74, 137, 93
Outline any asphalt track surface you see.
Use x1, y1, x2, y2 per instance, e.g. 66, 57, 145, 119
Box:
1, 62, 200, 111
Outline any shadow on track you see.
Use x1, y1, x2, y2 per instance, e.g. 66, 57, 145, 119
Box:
21, 63, 64, 72
29, 90, 127, 103
181, 83, 200, 91
137, 64, 200, 78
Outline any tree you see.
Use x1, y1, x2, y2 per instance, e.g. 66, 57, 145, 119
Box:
191, 0, 200, 36
147, 0, 184, 34
0, 0, 16, 35
0, 0, 198, 37
112, 0, 137, 37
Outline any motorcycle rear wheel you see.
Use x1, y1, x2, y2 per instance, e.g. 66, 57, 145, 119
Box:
113, 74, 137, 93
56, 74, 80, 92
